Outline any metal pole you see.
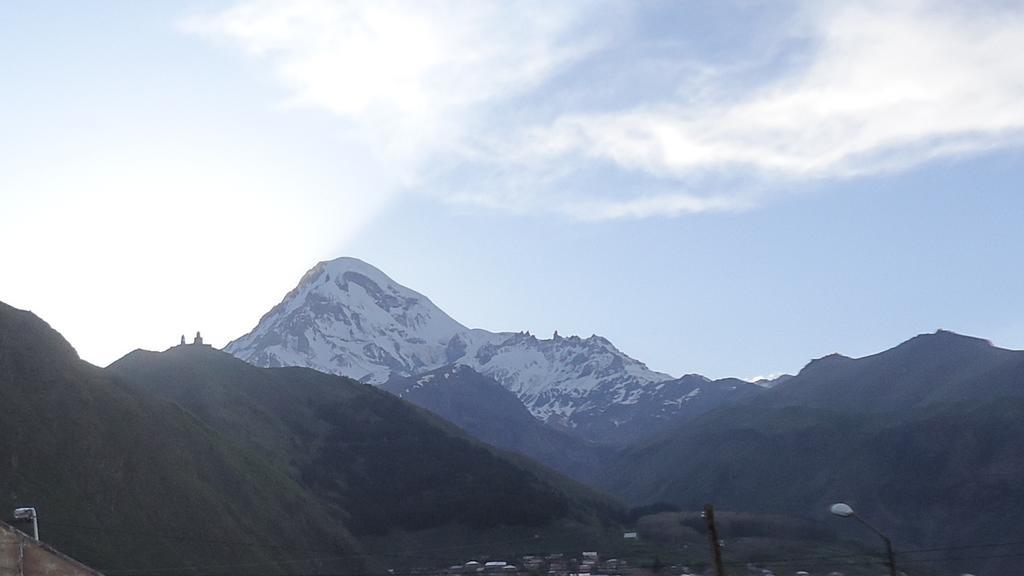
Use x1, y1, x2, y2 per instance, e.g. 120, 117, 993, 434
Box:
13, 508, 38, 541
703, 504, 727, 576
854, 514, 895, 576
882, 535, 896, 576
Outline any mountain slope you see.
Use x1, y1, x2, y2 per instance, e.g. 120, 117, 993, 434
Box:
380, 364, 610, 480
225, 257, 466, 383
765, 329, 1024, 411
0, 302, 360, 574
226, 257, 737, 443
445, 330, 672, 435
108, 344, 620, 538
0, 300, 621, 573
565, 373, 764, 445
602, 331, 1024, 575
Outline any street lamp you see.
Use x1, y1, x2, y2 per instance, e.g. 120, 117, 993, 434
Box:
829, 503, 895, 576
13, 507, 38, 540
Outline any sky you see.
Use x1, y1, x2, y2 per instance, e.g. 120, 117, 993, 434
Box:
2, 0, 1023, 379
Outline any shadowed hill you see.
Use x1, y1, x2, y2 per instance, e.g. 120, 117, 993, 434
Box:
381, 364, 611, 481
109, 344, 616, 536
0, 302, 360, 574
0, 300, 621, 574
602, 330, 1024, 575
766, 330, 1024, 411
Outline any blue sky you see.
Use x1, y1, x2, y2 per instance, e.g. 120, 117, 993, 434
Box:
2, 0, 1023, 378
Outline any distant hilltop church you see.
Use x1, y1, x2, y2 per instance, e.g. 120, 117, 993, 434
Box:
177, 331, 210, 347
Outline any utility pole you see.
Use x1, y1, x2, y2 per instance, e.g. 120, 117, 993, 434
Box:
702, 504, 727, 576
881, 534, 896, 576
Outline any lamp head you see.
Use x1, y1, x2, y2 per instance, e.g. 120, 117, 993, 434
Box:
13, 507, 37, 520
830, 503, 855, 517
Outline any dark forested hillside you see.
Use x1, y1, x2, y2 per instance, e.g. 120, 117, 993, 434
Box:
0, 302, 360, 574
602, 331, 1024, 575
7, 297, 1015, 576
381, 364, 610, 481
761, 330, 1024, 412
0, 301, 619, 574
109, 345, 617, 537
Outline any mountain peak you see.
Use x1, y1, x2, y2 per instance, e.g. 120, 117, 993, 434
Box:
226, 257, 680, 436
878, 329, 996, 360
797, 352, 854, 376
909, 329, 993, 347
225, 257, 466, 383
319, 256, 394, 280
0, 301, 81, 367
294, 257, 401, 290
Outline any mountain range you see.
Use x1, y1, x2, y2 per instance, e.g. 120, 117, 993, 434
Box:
226, 257, 760, 444
380, 364, 610, 480
222, 257, 1024, 574
2, 298, 886, 575
6, 253, 1024, 575
600, 330, 1024, 575
0, 301, 619, 573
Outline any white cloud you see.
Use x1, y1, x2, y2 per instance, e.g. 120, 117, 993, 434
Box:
520, 1, 1024, 182
187, 0, 1024, 221
566, 193, 754, 221
185, 0, 614, 181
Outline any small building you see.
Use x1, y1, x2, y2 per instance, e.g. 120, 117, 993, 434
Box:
0, 520, 104, 576
175, 331, 212, 348
175, 332, 210, 348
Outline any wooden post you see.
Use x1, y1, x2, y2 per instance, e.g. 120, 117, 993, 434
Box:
703, 504, 727, 576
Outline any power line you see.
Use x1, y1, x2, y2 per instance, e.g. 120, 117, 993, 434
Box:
28, 514, 546, 563
889, 549, 1024, 565
897, 538, 1024, 556
29, 503, 1024, 576
97, 534, 546, 575
43, 521, 339, 553
721, 537, 1024, 568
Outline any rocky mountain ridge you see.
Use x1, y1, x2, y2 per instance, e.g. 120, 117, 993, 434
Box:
600, 329, 1024, 575
226, 257, 742, 441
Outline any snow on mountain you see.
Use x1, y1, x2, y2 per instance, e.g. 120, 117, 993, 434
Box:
226, 257, 739, 440
749, 374, 794, 389
567, 374, 763, 444
224, 258, 466, 383
446, 330, 671, 426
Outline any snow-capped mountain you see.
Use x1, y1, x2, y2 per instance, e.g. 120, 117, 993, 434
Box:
444, 329, 672, 427
225, 258, 466, 383
226, 257, 748, 441
566, 373, 763, 444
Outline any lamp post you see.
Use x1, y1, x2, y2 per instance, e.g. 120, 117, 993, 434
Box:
829, 503, 895, 576
13, 507, 38, 540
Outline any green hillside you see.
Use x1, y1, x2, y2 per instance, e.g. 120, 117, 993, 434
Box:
603, 331, 1024, 575
109, 344, 617, 537
0, 302, 361, 574
0, 301, 620, 573
381, 365, 610, 482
